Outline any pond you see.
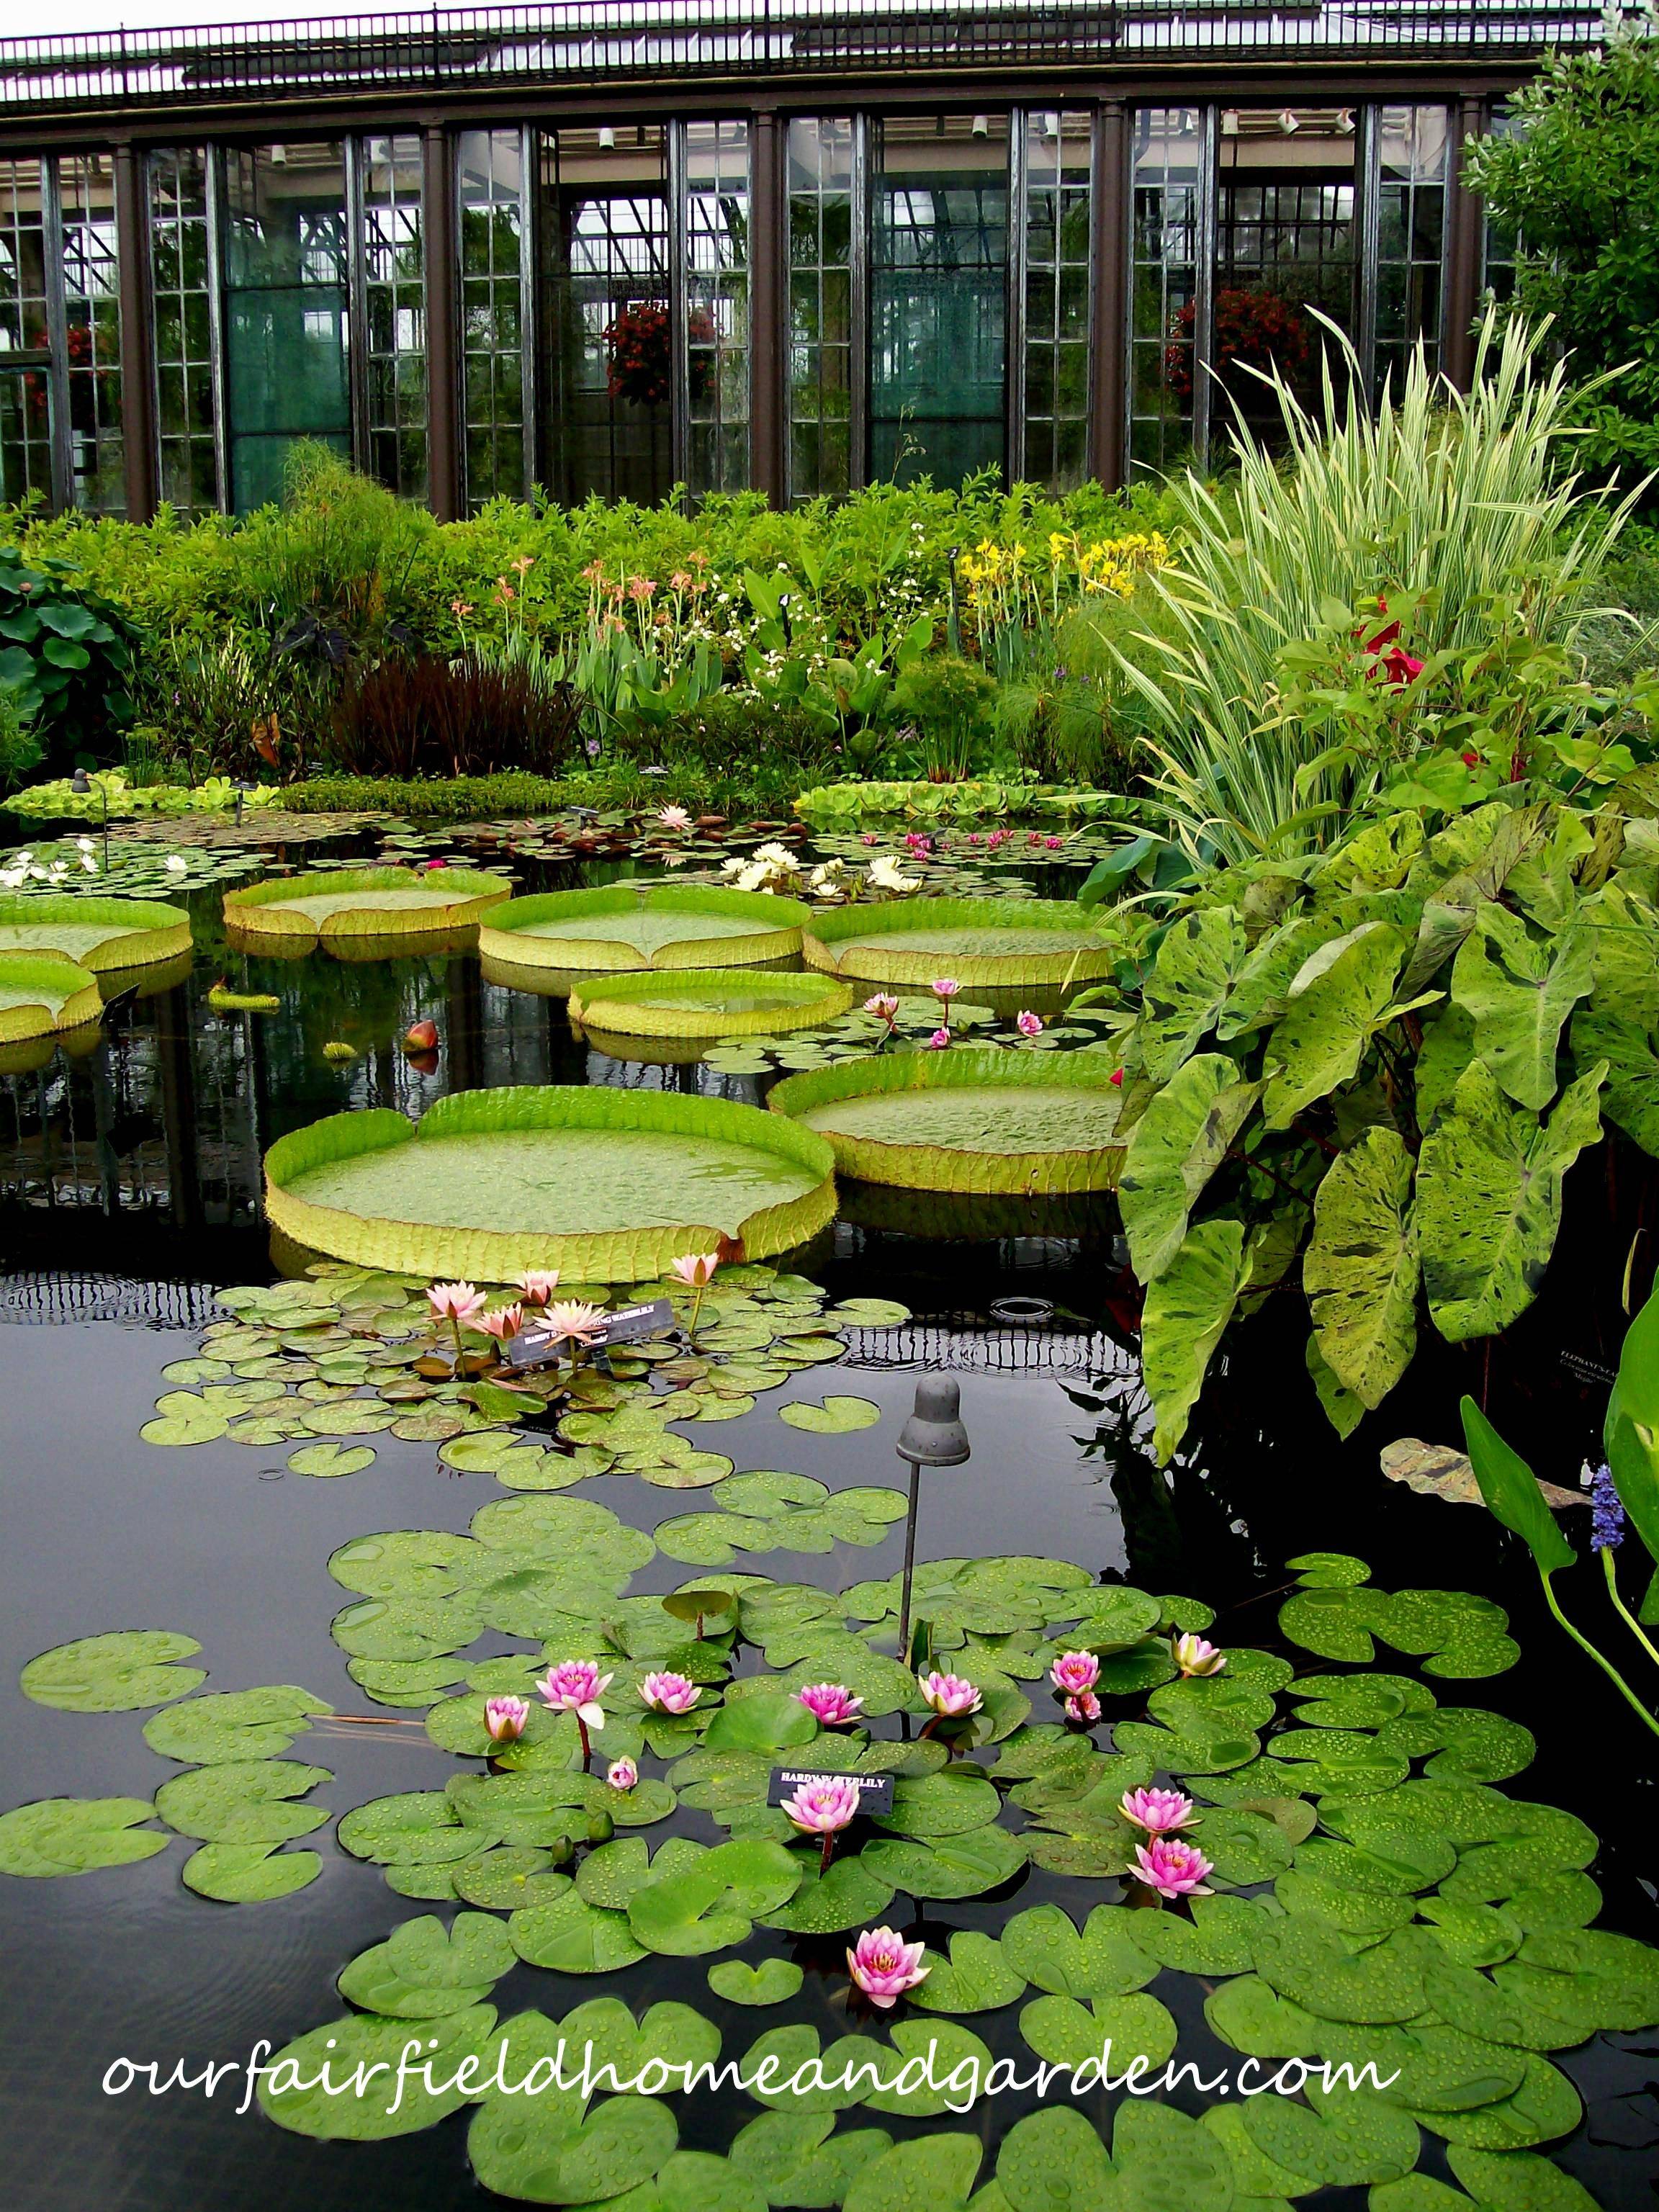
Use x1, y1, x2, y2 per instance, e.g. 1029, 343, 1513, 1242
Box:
1, 855, 1654, 2212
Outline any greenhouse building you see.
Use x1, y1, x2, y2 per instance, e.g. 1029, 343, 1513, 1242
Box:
0, 0, 1598, 521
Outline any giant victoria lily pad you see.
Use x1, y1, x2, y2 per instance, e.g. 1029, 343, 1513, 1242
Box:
263, 1087, 837, 1281
800, 896, 1117, 987
769, 1049, 1127, 1193
222, 865, 511, 951
479, 885, 813, 979
570, 966, 853, 1042
0, 949, 102, 1043
0, 892, 192, 976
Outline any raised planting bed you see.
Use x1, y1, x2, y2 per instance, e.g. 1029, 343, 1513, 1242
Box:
0, 950, 104, 1046
264, 1085, 837, 1282
768, 1047, 1127, 1192
0, 893, 192, 977
477, 886, 812, 978
800, 896, 1115, 988
222, 866, 512, 952
569, 967, 853, 1041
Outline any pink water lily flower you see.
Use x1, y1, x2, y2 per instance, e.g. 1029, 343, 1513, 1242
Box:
1016, 1010, 1043, 1038
428, 1280, 486, 1324
484, 1695, 529, 1743
847, 1925, 930, 2009
1064, 1691, 1102, 1725
606, 1757, 639, 1792
1130, 1835, 1214, 1898
1049, 1650, 1100, 1696
536, 1659, 613, 1761
781, 1775, 861, 1869
639, 1671, 701, 1715
925, 1028, 952, 1050
670, 1253, 719, 1289
1172, 1632, 1226, 1678
930, 977, 961, 1002
477, 1302, 523, 1344
864, 993, 899, 1024
918, 1670, 981, 1718
1121, 1786, 1198, 1835
539, 1300, 607, 1367
798, 1682, 863, 1727
517, 1269, 559, 1305
657, 804, 692, 831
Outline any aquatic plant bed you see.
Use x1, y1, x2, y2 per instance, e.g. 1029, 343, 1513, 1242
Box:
222, 866, 513, 950
263, 1087, 837, 1280
0, 948, 102, 1043
0, 893, 192, 976
570, 968, 853, 1040
801, 896, 1117, 986
478, 886, 812, 976
770, 1048, 1128, 1192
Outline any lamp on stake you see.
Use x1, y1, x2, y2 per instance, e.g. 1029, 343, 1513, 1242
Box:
70, 765, 109, 872
894, 1376, 971, 1658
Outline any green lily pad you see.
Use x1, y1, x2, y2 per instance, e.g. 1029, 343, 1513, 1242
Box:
452, 1847, 575, 1911
1446, 2147, 1605, 2212
859, 1825, 1028, 1899
141, 1392, 231, 1447
707, 1958, 804, 2007
1128, 1893, 1272, 1975
627, 1836, 801, 1956
994, 2106, 1116, 2212
338, 1789, 488, 1868
467, 2082, 678, 2205
21, 1629, 205, 1712
153, 1759, 331, 1845
844, 2134, 984, 2211
1018, 1990, 1178, 2072
779, 1395, 882, 1434
509, 1888, 648, 1974
1405, 2052, 1582, 2149
758, 1855, 897, 1935
288, 1441, 377, 1478
909, 1930, 1027, 2015
0, 1795, 170, 1876
1110, 2101, 1236, 2212
739, 2023, 887, 2113
729, 2111, 894, 2206
1204, 1973, 1323, 2059
143, 1685, 332, 1763
1253, 1917, 1428, 2023
181, 1843, 321, 1902
1242, 2085, 1421, 2187
261, 2005, 499, 2139
875, 1770, 1001, 1838
1000, 1903, 1159, 1999
337, 1910, 515, 2017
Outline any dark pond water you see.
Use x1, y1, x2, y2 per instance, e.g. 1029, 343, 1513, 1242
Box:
1, 872, 1655, 2212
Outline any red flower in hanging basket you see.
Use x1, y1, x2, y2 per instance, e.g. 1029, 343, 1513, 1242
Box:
1165, 286, 1312, 407
603, 300, 719, 406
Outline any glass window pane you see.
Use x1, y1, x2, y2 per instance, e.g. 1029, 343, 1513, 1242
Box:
148, 148, 219, 514
1022, 111, 1092, 493
361, 135, 426, 502
1131, 107, 1201, 478
787, 117, 853, 502
1375, 104, 1448, 392
684, 119, 749, 498
458, 128, 527, 509
58, 152, 124, 514
871, 114, 1008, 488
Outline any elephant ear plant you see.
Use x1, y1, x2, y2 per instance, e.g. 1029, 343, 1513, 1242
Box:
1463, 1281, 1659, 1738
1084, 786, 1659, 1460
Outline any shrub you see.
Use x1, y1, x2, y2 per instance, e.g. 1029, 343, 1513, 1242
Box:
325, 653, 580, 778
0, 542, 138, 773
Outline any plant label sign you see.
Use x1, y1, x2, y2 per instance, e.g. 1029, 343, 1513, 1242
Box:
505, 1299, 674, 1372
766, 1768, 894, 1815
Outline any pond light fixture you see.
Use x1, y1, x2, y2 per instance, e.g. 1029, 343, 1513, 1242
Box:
894, 1375, 971, 1654
70, 765, 109, 871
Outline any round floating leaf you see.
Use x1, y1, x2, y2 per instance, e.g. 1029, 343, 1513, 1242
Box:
859, 1825, 1028, 1899
778, 1395, 882, 1435
909, 1930, 1027, 2015
509, 1888, 647, 1974
1378, 2023, 1529, 2113
875, 1770, 1000, 1839
759, 1856, 897, 1935
703, 1692, 819, 1755
1128, 1893, 1271, 1975
843, 2134, 984, 2211
1204, 1974, 1323, 2059
338, 1789, 485, 1868
22, 1630, 205, 1712
337, 1910, 515, 2018
1242, 2086, 1421, 2187
739, 2024, 886, 2114
1253, 1919, 1429, 2023
1110, 2101, 1236, 2212
1000, 1903, 1159, 1999
153, 1759, 331, 1845
1447, 2147, 1606, 2212
181, 1843, 321, 1902
707, 1958, 804, 2007
144, 1685, 331, 1764
729, 2111, 894, 2206
1403, 2052, 1581, 2149
140, 1392, 230, 1447
261, 2005, 499, 2139
288, 1442, 376, 1478
1019, 1990, 1178, 2073
627, 1836, 802, 1956
467, 2083, 678, 2205
0, 1796, 169, 1876
452, 1848, 574, 1911
863, 2021, 993, 2118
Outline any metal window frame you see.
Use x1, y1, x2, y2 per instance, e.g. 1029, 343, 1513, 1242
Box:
1014, 104, 1096, 491
782, 111, 860, 506
144, 145, 228, 516
456, 120, 535, 509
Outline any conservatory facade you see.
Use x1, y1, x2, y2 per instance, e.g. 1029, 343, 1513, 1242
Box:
0, 1, 1596, 522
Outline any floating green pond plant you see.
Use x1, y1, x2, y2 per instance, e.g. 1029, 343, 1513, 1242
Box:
264, 1087, 837, 1281
769, 1048, 1128, 1192
570, 968, 853, 1041
801, 896, 1116, 988
479, 885, 814, 979
0, 949, 102, 1043
0, 892, 192, 976
222, 865, 512, 952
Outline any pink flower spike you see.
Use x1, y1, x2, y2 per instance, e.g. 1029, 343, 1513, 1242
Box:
1130, 1835, 1214, 1898
917, 1670, 982, 1718
1064, 1691, 1102, 1725
1049, 1650, 1100, 1696
516, 1269, 559, 1306
669, 1253, 719, 1290
639, 1671, 701, 1716
606, 1757, 639, 1792
1016, 1010, 1043, 1038
427, 1280, 486, 1325
477, 1302, 523, 1343
1121, 1786, 1198, 1835
1172, 1632, 1226, 1678
846, 1925, 930, 2009
781, 1776, 860, 1838
484, 1695, 529, 1743
930, 977, 962, 1001
798, 1682, 864, 1727
926, 1028, 952, 1050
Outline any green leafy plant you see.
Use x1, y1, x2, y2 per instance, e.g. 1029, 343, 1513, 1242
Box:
0, 543, 138, 775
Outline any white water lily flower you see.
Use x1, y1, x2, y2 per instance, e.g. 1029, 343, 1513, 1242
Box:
165, 855, 189, 876
75, 836, 95, 853
866, 856, 921, 894
753, 841, 796, 870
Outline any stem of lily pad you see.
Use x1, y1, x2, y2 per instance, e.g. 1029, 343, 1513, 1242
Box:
1601, 1546, 1659, 1673
688, 1284, 705, 1344
1539, 1568, 1659, 1737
